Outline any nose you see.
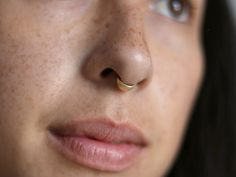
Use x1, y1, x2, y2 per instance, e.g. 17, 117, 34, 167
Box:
82, 3, 153, 91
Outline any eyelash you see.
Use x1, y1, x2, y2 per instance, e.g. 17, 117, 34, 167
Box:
150, 0, 193, 23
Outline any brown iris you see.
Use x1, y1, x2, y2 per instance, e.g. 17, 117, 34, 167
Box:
168, 0, 185, 17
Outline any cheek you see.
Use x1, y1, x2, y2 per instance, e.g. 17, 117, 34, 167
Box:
0, 15, 79, 175
0, 20, 72, 136
138, 16, 204, 175
144, 14, 204, 128
0, 0, 100, 143
145, 55, 203, 177
148, 30, 204, 135
151, 49, 203, 141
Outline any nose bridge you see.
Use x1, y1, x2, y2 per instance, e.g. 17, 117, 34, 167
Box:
108, 5, 145, 51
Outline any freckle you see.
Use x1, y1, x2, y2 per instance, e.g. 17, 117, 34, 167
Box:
10, 87, 16, 93
93, 17, 104, 25
128, 28, 135, 33
133, 42, 136, 47
50, 92, 55, 98
105, 22, 110, 29
36, 4, 40, 9
26, 95, 33, 103
36, 33, 41, 38
101, 47, 106, 54
96, 29, 102, 35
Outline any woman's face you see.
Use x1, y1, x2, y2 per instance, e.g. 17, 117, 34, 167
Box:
0, 0, 205, 177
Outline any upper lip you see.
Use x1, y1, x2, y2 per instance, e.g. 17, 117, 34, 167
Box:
48, 118, 148, 147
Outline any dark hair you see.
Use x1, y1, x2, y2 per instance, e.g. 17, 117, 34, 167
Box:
166, 0, 236, 177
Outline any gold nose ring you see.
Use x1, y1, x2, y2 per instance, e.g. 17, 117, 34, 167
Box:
117, 77, 136, 92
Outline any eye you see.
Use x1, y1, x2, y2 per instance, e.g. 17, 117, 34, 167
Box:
150, 0, 191, 23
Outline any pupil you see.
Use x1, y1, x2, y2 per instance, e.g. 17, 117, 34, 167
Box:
169, 0, 184, 16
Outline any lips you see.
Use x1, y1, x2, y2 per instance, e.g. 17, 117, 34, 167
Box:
47, 119, 147, 172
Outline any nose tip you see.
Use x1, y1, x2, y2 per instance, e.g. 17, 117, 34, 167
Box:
82, 6, 153, 91
103, 46, 152, 86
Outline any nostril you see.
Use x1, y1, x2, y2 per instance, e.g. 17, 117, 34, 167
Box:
101, 68, 115, 78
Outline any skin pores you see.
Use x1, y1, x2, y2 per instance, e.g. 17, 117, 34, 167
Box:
0, 0, 205, 177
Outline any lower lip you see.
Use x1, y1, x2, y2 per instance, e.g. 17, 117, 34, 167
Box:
48, 133, 143, 172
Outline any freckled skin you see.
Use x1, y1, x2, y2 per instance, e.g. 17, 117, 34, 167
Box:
0, 1, 205, 177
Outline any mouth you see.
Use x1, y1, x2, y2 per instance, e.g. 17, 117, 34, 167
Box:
47, 118, 148, 172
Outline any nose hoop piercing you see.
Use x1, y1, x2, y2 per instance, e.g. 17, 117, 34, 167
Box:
117, 77, 136, 92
